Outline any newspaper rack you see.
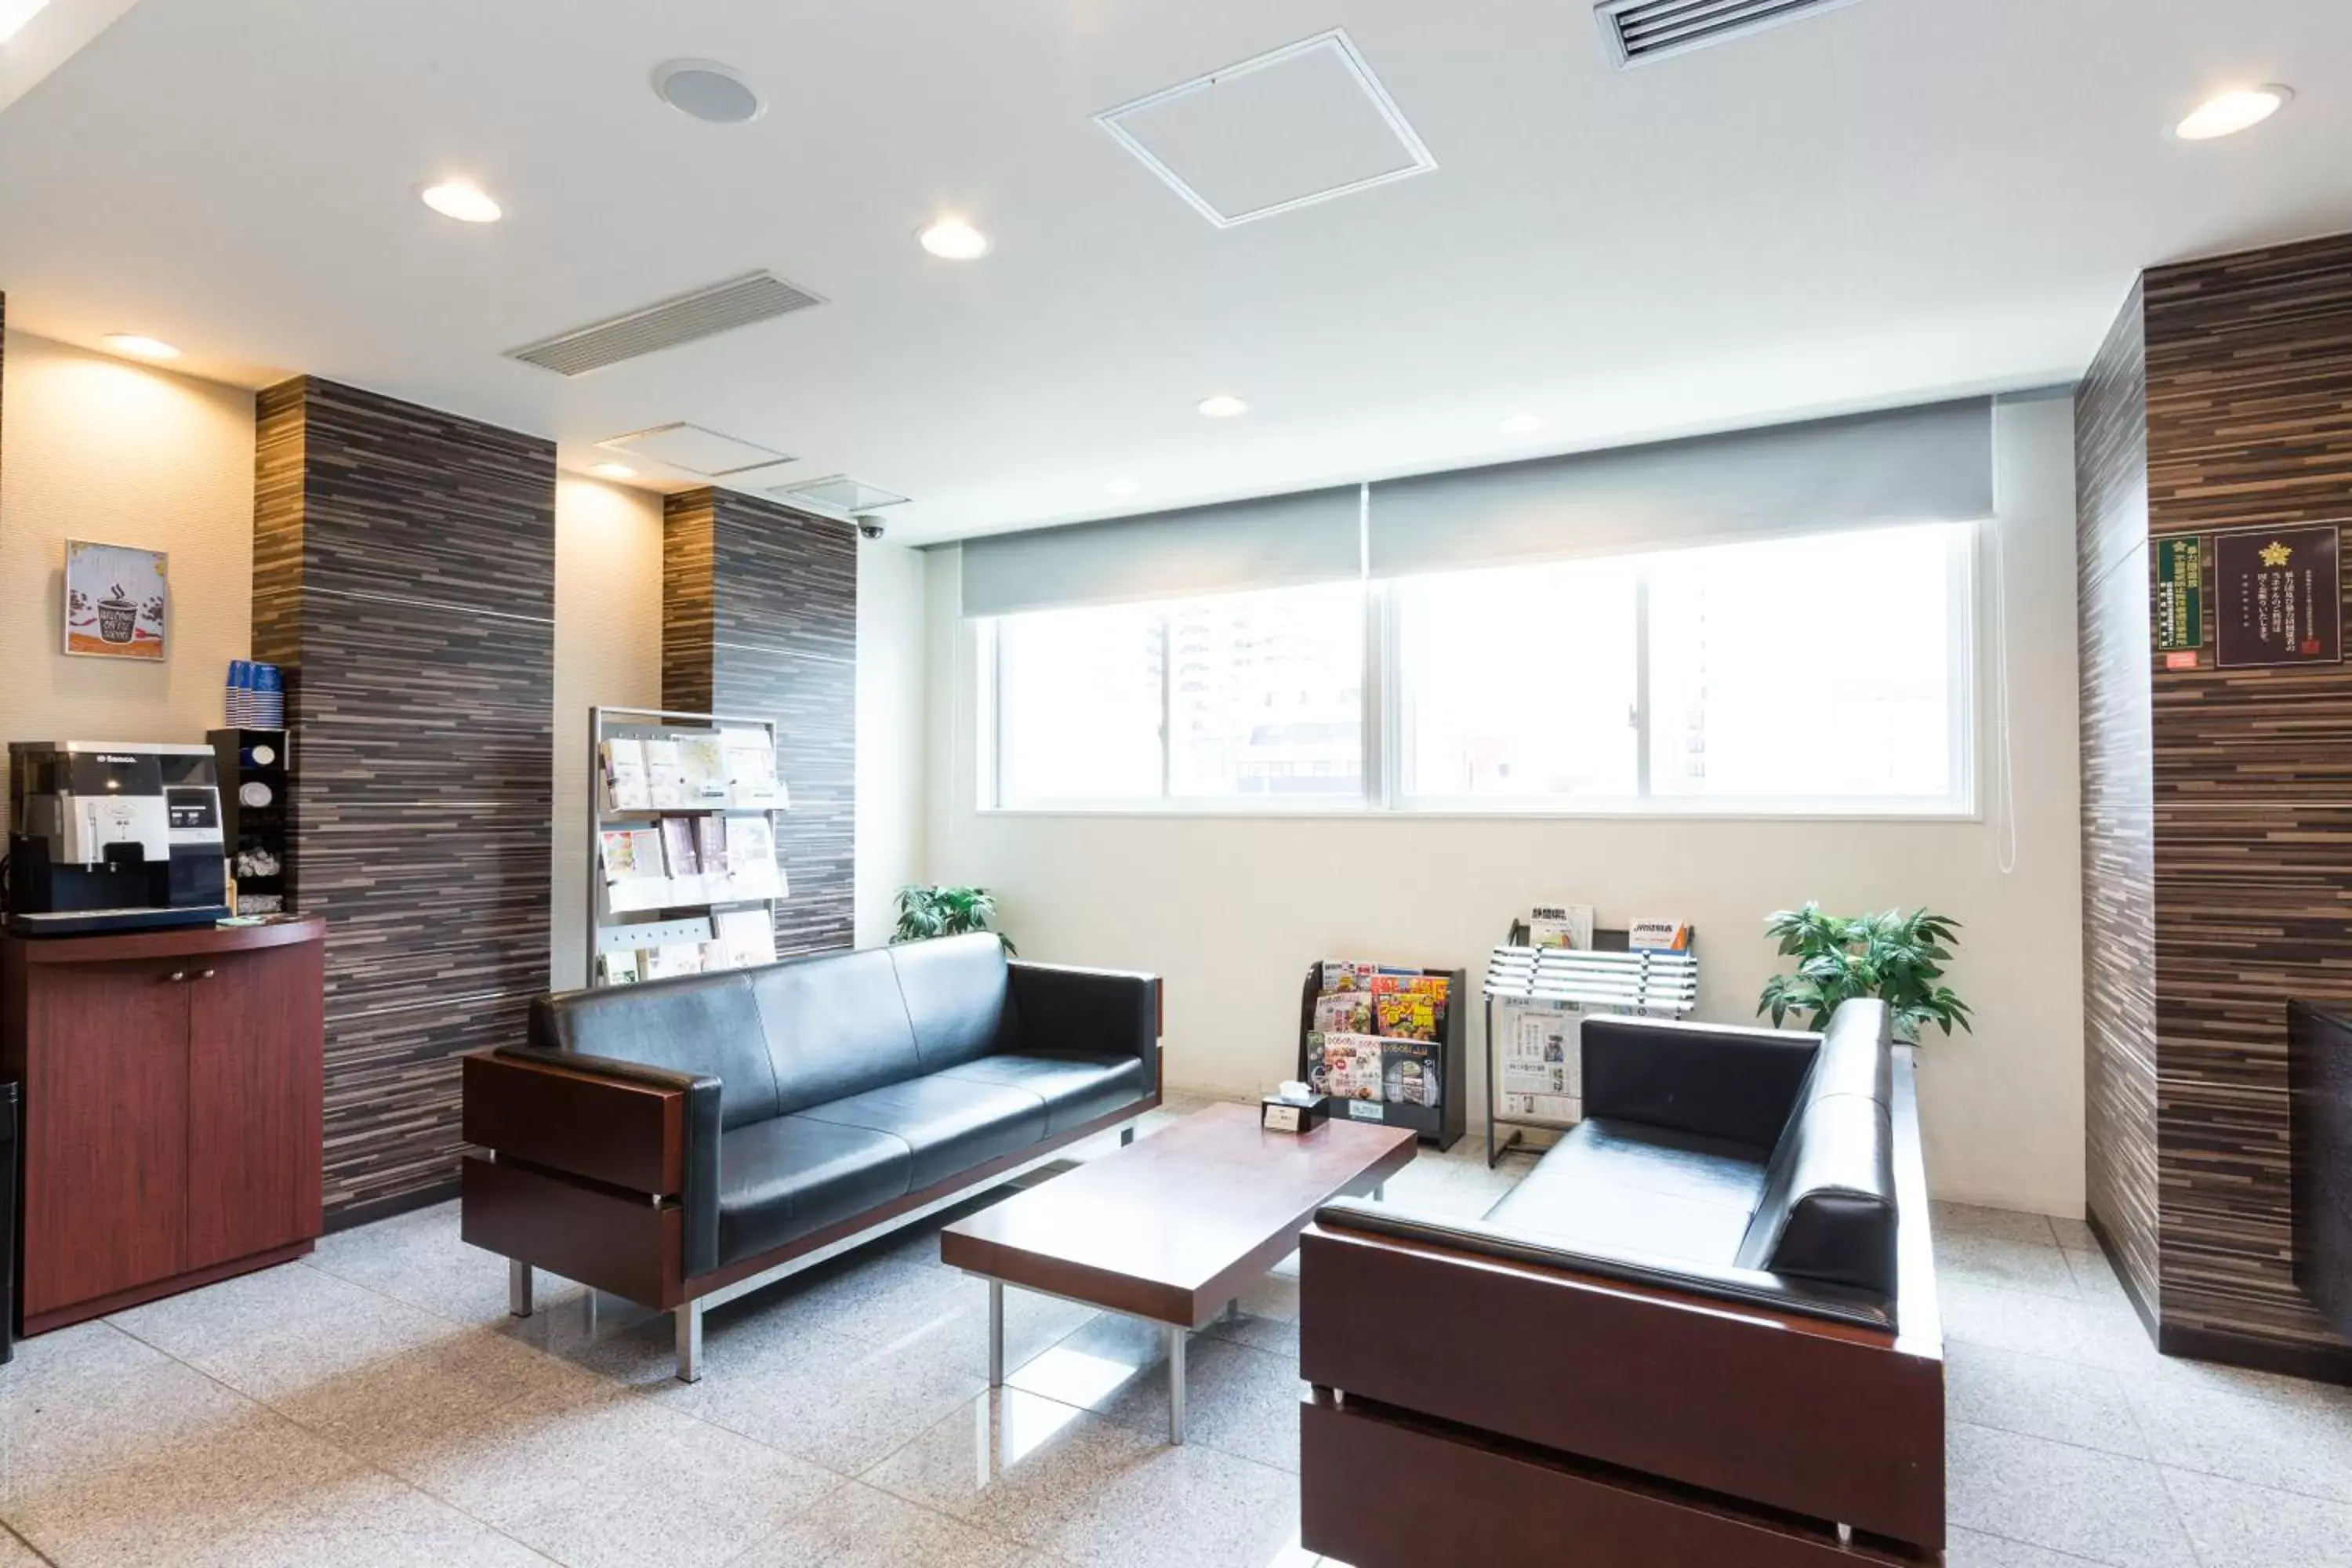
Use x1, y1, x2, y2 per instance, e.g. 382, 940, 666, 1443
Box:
1484, 923, 1699, 1167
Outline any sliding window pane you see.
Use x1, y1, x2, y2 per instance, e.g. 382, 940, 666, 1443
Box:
1167, 583, 1365, 798
1646, 523, 1965, 804
1396, 560, 1639, 800
996, 603, 1163, 804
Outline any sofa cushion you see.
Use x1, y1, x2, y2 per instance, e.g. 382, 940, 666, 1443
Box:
1483, 1118, 1770, 1268
935, 1052, 1146, 1135
530, 974, 780, 1131
748, 948, 921, 1116
793, 1071, 1048, 1189
716, 1117, 913, 1266
891, 934, 1016, 1073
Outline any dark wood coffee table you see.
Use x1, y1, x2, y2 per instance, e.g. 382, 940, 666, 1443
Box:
941, 1102, 1417, 1443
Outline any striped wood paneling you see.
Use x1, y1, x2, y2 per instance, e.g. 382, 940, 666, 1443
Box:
252, 377, 555, 1226
662, 488, 856, 957
2076, 281, 2162, 1323
2080, 234, 2352, 1376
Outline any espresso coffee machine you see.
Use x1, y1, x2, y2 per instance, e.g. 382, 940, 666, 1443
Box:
5, 742, 230, 935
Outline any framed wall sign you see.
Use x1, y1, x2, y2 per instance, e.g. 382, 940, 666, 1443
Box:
2154, 535, 2203, 654
63, 539, 169, 661
2214, 524, 2343, 670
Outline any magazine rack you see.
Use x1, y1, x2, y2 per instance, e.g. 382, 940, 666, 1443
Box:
583, 705, 785, 989
1294, 962, 1468, 1151
1483, 923, 1699, 1167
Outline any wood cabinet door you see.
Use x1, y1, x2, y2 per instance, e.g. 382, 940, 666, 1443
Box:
20, 960, 191, 1316
187, 941, 325, 1268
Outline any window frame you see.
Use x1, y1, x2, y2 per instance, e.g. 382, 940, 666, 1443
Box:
976, 521, 1981, 822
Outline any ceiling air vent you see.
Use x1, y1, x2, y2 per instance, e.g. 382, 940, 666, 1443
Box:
1595, 0, 1867, 69
769, 475, 909, 516
504, 270, 823, 376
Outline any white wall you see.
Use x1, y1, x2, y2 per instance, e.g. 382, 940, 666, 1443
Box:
550, 475, 666, 989
0, 329, 256, 743
855, 538, 928, 947
923, 394, 2086, 1217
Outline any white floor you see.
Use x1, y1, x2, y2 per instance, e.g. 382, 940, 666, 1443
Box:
0, 1101, 2345, 1565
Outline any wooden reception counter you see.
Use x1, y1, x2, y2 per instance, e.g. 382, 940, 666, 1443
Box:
2, 917, 325, 1334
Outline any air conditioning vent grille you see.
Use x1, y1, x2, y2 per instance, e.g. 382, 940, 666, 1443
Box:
505, 270, 823, 376
1595, 0, 1865, 67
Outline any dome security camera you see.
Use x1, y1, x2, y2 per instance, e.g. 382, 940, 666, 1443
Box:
854, 514, 886, 540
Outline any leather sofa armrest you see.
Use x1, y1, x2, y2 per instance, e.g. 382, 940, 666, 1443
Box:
1581, 1016, 1823, 1149
1313, 1199, 1893, 1332
471, 1045, 723, 1278
1007, 961, 1161, 1091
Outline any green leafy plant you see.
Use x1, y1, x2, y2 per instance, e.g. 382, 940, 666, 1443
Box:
1757, 903, 1971, 1044
892, 884, 1015, 954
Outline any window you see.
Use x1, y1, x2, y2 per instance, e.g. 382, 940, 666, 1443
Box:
989, 583, 1365, 808
982, 521, 1974, 815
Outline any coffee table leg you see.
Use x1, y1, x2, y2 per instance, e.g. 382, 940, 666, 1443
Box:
988, 1280, 1004, 1388
1167, 1326, 1187, 1445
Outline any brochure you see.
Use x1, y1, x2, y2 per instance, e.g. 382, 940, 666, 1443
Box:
677, 733, 731, 805
598, 826, 670, 913
643, 738, 688, 811
726, 814, 784, 899
658, 817, 705, 902
721, 727, 782, 809
1312, 991, 1374, 1034
717, 906, 779, 969
599, 738, 651, 812
1628, 918, 1692, 953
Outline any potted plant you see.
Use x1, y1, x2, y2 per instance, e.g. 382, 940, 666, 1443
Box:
893, 885, 1015, 954
1756, 903, 1971, 1044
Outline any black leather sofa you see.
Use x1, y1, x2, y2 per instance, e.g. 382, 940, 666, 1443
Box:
1299, 999, 1946, 1565
459, 933, 1160, 1380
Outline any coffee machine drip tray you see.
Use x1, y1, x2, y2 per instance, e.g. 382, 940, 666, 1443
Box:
5, 905, 231, 938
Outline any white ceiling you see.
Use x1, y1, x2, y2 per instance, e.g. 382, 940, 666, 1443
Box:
1, 0, 2347, 543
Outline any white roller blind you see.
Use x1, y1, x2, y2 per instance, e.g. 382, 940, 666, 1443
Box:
1366, 398, 1993, 579
958, 486, 1362, 617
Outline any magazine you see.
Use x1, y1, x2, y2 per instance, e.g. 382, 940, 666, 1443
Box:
1373, 988, 1437, 1041
643, 942, 706, 981
1381, 1040, 1442, 1107
717, 906, 779, 969
643, 738, 688, 810
1529, 904, 1595, 951
600, 738, 651, 812
1318, 959, 1370, 993
1628, 918, 1692, 952
1316, 1032, 1385, 1102
694, 815, 729, 886
598, 826, 669, 913
1312, 991, 1373, 1034
597, 949, 643, 986
677, 734, 731, 805
721, 728, 782, 809
658, 817, 704, 902
726, 815, 783, 899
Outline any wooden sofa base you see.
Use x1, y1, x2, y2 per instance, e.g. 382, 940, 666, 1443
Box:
1302, 1396, 1938, 1567
461, 1096, 1160, 1314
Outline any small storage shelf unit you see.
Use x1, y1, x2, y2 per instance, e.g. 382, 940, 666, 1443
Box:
584, 706, 782, 989
1484, 923, 1699, 1167
1294, 962, 1468, 1152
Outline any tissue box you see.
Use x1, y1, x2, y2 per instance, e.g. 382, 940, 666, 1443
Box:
1261, 1094, 1330, 1134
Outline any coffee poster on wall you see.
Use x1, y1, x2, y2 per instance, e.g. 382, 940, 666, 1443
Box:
2214, 524, 2343, 670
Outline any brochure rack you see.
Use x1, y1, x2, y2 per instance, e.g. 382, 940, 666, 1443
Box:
1483, 923, 1699, 1167
584, 705, 785, 989
1294, 961, 1468, 1151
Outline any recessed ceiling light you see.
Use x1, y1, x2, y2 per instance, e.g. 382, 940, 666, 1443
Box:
653, 60, 764, 125
1500, 413, 1543, 434
917, 219, 991, 260
589, 462, 637, 481
2174, 85, 2292, 140
420, 180, 502, 223
103, 333, 180, 361
1197, 394, 1249, 419
0, 0, 53, 45
1105, 477, 1141, 495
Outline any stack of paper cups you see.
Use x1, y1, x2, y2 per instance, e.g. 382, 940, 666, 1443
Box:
226, 661, 285, 728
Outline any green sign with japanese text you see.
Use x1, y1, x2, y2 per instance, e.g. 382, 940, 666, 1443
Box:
2155, 535, 2203, 652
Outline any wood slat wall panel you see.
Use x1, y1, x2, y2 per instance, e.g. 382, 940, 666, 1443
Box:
251, 377, 555, 1224
2082, 234, 2352, 1376
662, 488, 856, 957
2077, 281, 2163, 1319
